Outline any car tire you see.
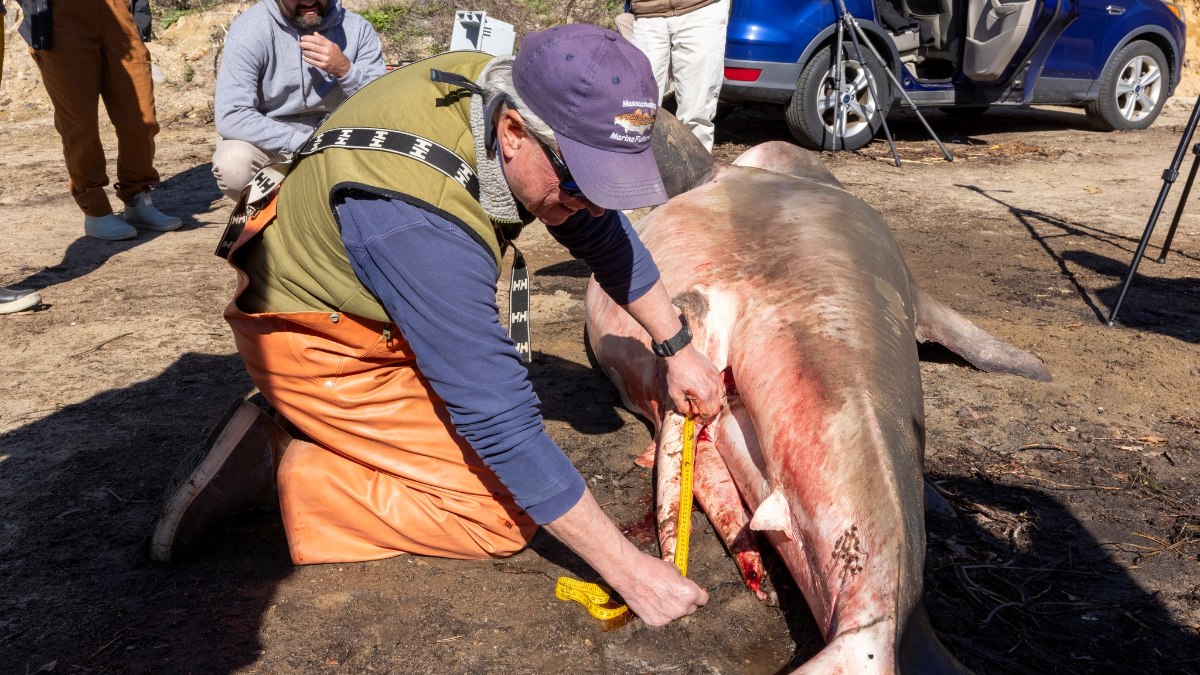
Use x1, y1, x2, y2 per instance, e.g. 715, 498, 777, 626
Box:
786, 44, 891, 151
1086, 40, 1169, 131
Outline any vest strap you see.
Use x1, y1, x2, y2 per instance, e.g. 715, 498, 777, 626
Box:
214, 164, 290, 260
298, 127, 480, 201
508, 245, 531, 364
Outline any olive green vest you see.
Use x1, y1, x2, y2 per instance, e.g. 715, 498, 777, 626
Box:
237, 51, 501, 321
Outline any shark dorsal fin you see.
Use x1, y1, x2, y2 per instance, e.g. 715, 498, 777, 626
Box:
749, 490, 794, 540
650, 110, 718, 197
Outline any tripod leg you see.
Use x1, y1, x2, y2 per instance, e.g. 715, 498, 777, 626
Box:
840, 15, 900, 165
1156, 142, 1200, 263
833, 19, 846, 152
846, 16, 953, 162
1107, 95, 1200, 326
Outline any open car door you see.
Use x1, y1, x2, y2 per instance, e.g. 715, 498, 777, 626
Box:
962, 0, 1080, 86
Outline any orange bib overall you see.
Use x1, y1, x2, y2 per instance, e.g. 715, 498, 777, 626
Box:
223, 202, 537, 565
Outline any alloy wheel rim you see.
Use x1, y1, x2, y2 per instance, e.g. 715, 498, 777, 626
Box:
816, 58, 879, 139
1114, 54, 1162, 123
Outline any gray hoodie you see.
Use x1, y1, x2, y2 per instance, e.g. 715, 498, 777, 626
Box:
215, 0, 385, 155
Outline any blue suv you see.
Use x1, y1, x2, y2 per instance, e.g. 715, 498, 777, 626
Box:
721, 0, 1186, 149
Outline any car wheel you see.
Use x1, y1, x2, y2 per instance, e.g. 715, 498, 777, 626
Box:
787, 44, 891, 151
1086, 41, 1169, 131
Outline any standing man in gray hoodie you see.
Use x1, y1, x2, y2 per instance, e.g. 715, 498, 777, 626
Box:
212, 0, 386, 200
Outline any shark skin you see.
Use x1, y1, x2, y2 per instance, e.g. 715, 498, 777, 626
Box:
584, 120, 1049, 674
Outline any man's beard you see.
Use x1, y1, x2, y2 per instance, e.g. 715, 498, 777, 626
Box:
280, 0, 325, 32
289, 10, 324, 31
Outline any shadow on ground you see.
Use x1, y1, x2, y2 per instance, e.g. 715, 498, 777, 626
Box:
9, 163, 225, 295
0, 352, 288, 672
924, 478, 1200, 674
715, 104, 1102, 150
958, 183, 1200, 339
1066, 250, 1200, 341
159, 161, 226, 225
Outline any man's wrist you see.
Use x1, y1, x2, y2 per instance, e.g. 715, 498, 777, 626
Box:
652, 314, 693, 358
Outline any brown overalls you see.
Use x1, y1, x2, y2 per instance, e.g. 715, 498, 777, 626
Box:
27, 0, 161, 215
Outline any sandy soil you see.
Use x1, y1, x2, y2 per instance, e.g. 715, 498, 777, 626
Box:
2, 35, 1200, 675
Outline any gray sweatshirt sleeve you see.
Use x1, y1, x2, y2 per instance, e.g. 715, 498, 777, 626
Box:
214, 36, 311, 155
335, 17, 385, 97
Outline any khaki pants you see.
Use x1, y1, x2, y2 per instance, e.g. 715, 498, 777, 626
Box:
633, 0, 729, 151
223, 204, 537, 565
28, 0, 160, 216
615, 12, 636, 42
212, 137, 290, 202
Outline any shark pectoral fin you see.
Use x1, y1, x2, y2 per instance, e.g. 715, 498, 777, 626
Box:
634, 440, 656, 469
749, 490, 795, 540
913, 288, 1052, 382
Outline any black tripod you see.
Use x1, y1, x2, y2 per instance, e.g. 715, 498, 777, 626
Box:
1106, 94, 1199, 326
831, 0, 953, 164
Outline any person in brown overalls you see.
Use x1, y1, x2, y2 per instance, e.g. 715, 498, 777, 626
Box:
18, 0, 181, 241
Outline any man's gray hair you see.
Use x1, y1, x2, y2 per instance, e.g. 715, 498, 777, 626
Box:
479, 56, 560, 149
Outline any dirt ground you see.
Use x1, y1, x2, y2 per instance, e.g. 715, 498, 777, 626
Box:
4, 38, 1200, 675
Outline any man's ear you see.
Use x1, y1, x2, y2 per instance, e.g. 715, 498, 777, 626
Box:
496, 109, 527, 161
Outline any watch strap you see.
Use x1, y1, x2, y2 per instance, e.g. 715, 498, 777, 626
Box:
652, 314, 693, 358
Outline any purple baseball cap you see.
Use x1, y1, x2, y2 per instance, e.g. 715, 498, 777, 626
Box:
513, 24, 667, 210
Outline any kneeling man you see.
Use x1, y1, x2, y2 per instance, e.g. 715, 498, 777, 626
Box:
157, 25, 721, 626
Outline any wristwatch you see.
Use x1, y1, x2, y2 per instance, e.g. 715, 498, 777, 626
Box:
652, 314, 693, 357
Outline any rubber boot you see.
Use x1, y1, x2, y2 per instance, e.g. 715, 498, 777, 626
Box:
122, 191, 182, 232
84, 213, 138, 241
150, 400, 294, 562
0, 286, 41, 314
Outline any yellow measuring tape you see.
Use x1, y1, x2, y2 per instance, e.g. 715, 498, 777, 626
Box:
554, 576, 629, 621
555, 416, 697, 621
674, 416, 696, 576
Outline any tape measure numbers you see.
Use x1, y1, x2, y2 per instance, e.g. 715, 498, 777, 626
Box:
674, 416, 696, 577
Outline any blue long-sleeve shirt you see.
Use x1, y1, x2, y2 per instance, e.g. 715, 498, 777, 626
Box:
335, 195, 660, 524
215, 0, 386, 155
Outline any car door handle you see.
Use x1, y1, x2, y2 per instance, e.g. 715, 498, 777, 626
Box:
1106, 5, 1126, 14
990, 0, 1020, 16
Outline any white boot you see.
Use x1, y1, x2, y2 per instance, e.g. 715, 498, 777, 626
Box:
122, 192, 182, 232
0, 286, 41, 314
84, 213, 138, 241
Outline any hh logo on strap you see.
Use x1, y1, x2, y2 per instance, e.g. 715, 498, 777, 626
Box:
216, 163, 290, 260
299, 127, 480, 200
508, 247, 531, 363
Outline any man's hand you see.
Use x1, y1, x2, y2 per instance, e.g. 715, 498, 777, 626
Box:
608, 551, 709, 626
622, 280, 724, 423
664, 344, 722, 425
544, 489, 708, 626
300, 33, 351, 78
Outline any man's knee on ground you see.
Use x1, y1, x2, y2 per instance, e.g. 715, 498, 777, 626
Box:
277, 439, 536, 564
212, 138, 266, 200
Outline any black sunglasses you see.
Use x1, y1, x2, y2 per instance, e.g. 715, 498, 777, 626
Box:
534, 136, 587, 200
